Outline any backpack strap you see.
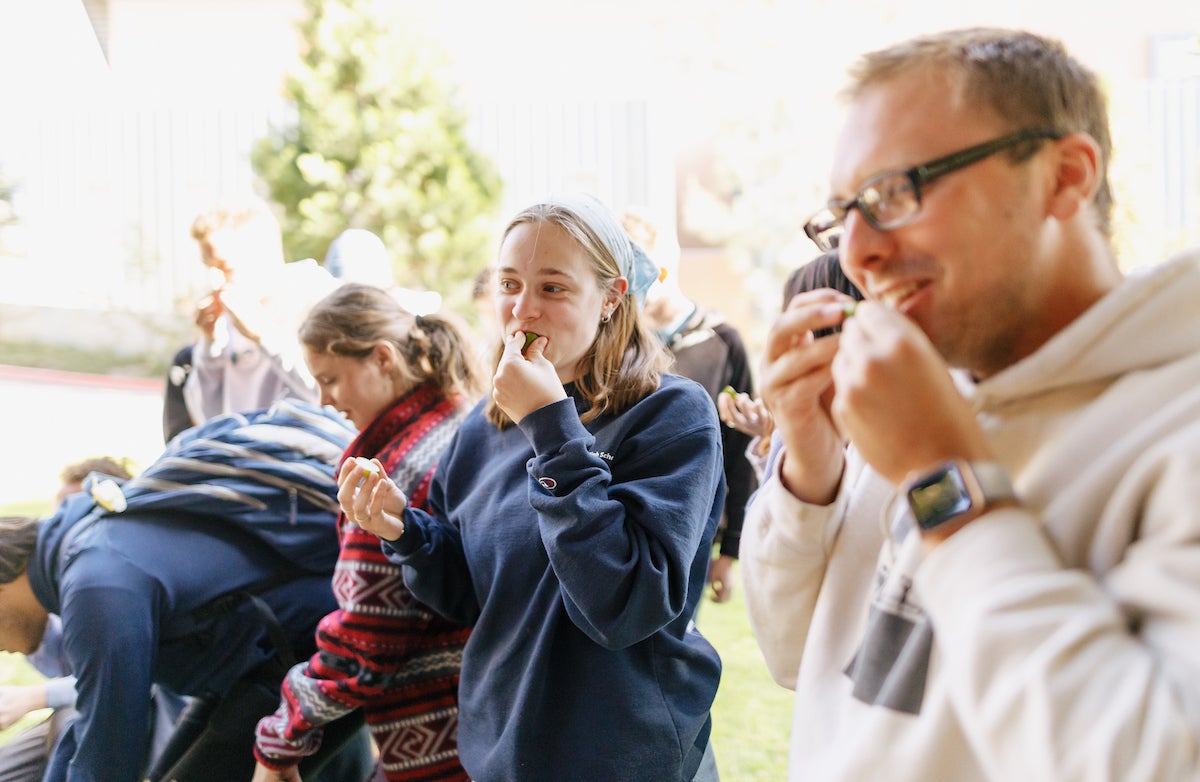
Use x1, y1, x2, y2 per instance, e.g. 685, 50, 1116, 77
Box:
144, 571, 316, 782
162, 566, 310, 670
54, 500, 106, 576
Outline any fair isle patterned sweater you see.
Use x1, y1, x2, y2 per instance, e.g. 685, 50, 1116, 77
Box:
254, 382, 472, 780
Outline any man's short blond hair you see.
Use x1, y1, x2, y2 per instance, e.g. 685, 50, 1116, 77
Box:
844, 28, 1114, 236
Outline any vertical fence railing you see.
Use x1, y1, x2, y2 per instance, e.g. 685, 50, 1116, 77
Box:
1146, 78, 1200, 253
0, 98, 669, 316
1, 83, 1196, 317
0, 102, 282, 313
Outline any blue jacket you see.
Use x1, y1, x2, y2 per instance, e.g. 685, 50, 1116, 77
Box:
27, 492, 339, 782
387, 374, 724, 781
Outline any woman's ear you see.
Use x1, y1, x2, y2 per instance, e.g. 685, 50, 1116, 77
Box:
371, 341, 398, 373
1045, 132, 1101, 222
606, 277, 630, 311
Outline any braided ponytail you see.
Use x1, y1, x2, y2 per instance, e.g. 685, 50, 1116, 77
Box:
301, 283, 484, 400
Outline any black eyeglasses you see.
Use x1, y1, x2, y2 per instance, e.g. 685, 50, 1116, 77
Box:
803, 127, 1064, 251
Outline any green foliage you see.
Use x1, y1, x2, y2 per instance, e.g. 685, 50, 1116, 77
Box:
253, 0, 503, 312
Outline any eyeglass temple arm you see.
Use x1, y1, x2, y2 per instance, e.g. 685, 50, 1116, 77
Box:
912, 128, 1064, 186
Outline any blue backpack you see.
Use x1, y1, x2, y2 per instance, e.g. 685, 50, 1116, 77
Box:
75, 398, 355, 574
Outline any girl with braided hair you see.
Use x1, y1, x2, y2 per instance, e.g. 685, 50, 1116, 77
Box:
253, 282, 482, 782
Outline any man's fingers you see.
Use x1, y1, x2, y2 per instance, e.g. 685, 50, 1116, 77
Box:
760, 334, 840, 403
766, 294, 859, 361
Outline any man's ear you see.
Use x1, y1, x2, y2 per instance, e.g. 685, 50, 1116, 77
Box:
1045, 132, 1101, 222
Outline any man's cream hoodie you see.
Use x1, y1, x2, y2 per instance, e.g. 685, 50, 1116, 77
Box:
742, 250, 1200, 782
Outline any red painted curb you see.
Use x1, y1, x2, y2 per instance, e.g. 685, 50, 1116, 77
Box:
0, 364, 165, 393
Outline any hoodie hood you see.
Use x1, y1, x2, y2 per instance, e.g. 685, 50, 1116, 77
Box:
27, 492, 98, 616
969, 250, 1200, 409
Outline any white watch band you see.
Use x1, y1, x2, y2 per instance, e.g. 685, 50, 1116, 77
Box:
970, 461, 1016, 503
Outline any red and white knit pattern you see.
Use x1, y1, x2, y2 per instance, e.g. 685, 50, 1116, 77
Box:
255, 383, 471, 780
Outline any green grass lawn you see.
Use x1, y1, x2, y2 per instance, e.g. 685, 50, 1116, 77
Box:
0, 500, 51, 518
702, 570, 793, 780
0, 339, 167, 379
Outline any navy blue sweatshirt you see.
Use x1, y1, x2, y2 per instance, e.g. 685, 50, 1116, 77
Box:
385, 374, 724, 781
27, 494, 337, 782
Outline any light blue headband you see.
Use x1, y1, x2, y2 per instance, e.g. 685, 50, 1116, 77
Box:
545, 192, 660, 307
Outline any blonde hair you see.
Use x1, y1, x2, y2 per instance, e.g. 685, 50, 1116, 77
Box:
484, 201, 670, 429
60, 456, 134, 485
844, 28, 1113, 235
300, 283, 484, 400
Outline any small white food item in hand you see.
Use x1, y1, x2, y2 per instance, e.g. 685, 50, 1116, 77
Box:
91, 479, 127, 513
354, 457, 379, 476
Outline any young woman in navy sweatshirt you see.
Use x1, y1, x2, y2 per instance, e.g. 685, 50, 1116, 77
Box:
344, 193, 725, 781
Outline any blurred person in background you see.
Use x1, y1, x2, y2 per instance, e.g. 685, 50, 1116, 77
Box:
469, 265, 500, 342
323, 227, 444, 319
162, 198, 336, 441
323, 229, 394, 289
53, 456, 135, 507
626, 207, 756, 605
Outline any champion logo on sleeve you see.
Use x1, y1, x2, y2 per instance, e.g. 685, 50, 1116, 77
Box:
537, 477, 558, 491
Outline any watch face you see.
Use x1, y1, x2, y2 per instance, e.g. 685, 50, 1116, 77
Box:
908, 464, 973, 529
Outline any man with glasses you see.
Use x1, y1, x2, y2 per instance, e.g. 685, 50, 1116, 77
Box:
741, 27, 1200, 781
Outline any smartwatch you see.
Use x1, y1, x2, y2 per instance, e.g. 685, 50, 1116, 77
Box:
904, 460, 1015, 531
